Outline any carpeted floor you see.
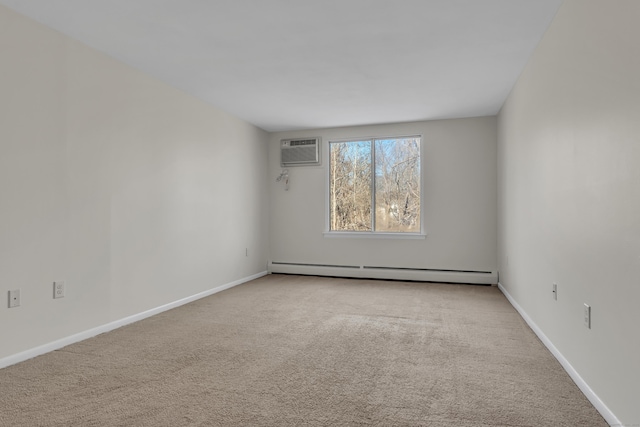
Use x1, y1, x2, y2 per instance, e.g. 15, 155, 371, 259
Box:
0, 274, 606, 426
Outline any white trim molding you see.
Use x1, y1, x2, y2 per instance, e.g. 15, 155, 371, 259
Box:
0, 271, 268, 370
498, 282, 621, 427
323, 231, 426, 240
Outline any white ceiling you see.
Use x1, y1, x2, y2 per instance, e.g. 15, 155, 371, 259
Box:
0, 0, 563, 132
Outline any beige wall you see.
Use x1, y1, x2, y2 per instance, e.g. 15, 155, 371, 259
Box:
268, 117, 497, 273
498, 0, 640, 424
0, 5, 269, 360
5, 0, 636, 422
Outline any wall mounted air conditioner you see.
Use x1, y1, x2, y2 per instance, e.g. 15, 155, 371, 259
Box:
281, 138, 321, 167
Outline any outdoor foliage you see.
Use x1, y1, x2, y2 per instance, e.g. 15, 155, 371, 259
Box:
330, 137, 420, 233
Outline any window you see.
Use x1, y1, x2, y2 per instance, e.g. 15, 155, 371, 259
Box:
329, 136, 421, 234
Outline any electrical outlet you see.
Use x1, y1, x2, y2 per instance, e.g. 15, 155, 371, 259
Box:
53, 281, 65, 299
8, 290, 20, 308
583, 303, 591, 329
552, 283, 557, 300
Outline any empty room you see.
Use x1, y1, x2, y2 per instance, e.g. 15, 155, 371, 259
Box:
0, 0, 638, 426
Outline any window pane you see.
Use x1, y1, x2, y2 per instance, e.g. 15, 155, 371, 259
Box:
374, 137, 421, 233
329, 141, 372, 231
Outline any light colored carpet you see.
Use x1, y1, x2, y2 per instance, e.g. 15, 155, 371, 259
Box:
0, 274, 606, 426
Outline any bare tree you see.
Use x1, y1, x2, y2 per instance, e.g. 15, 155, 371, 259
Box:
330, 137, 420, 233
330, 141, 371, 231
375, 138, 420, 232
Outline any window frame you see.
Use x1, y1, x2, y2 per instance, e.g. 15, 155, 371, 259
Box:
324, 134, 426, 239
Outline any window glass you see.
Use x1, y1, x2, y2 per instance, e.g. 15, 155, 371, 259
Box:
374, 137, 421, 233
329, 140, 371, 231
329, 136, 421, 233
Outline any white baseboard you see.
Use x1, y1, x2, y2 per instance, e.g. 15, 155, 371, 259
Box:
497, 282, 621, 427
0, 271, 268, 370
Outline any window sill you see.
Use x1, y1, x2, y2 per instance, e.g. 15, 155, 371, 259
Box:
323, 232, 427, 240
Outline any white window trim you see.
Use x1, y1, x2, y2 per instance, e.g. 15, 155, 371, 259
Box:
322, 231, 427, 240
324, 134, 426, 238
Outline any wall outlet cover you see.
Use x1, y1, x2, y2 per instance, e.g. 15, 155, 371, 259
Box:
8, 290, 20, 308
54, 281, 65, 299
583, 303, 591, 329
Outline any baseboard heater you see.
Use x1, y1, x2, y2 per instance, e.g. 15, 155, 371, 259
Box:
269, 262, 497, 285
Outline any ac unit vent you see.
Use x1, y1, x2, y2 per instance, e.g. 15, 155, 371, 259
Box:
281, 138, 320, 167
